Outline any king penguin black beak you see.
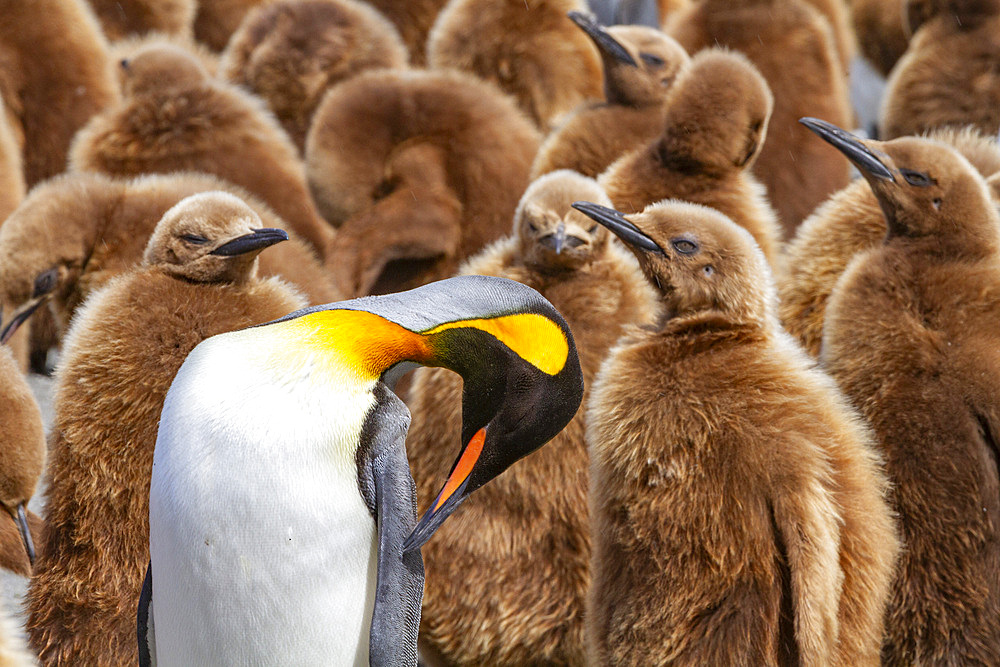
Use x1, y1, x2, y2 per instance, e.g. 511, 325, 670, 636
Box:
572, 201, 663, 254
209, 228, 289, 256
540, 222, 567, 254
799, 117, 896, 182
12, 504, 34, 566
0, 298, 48, 345
568, 11, 638, 67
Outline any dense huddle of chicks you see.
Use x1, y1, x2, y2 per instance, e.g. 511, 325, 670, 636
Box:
1, 0, 999, 664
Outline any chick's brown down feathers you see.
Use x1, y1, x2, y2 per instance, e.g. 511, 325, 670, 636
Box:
407, 171, 659, 665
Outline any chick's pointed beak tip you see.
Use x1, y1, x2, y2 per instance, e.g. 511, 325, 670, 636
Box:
209, 228, 289, 256
567, 10, 637, 67
0, 297, 48, 345
571, 202, 662, 254
799, 117, 896, 182
14, 504, 34, 566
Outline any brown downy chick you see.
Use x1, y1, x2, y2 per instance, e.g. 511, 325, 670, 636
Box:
426, 0, 603, 130
0, 93, 28, 370
68, 42, 336, 262
600, 49, 782, 267
306, 68, 541, 296
0, 344, 45, 577
25, 191, 307, 667
0, 171, 339, 349
779, 125, 1000, 357
851, 0, 910, 76
109, 33, 220, 87
531, 15, 690, 179
362, 0, 449, 65
193, 0, 272, 51
880, 0, 1000, 139
575, 198, 898, 666
221, 0, 408, 153
86, 0, 196, 40
407, 170, 659, 665
0, 0, 119, 188
665, 0, 853, 234
803, 118, 1000, 665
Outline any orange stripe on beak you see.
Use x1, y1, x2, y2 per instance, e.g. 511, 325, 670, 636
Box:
434, 427, 486, 512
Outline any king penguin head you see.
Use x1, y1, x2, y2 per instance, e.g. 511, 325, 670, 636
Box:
258, 274, 584, 552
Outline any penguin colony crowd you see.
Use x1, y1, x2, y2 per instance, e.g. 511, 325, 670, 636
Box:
0, 0, 998, 664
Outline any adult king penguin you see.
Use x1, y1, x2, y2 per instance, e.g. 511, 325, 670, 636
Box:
140, 275, 584, 665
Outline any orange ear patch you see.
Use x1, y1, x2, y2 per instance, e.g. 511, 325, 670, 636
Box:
422, 313, 569, 375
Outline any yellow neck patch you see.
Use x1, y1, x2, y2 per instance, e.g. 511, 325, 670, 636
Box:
422, 313, 569, 376
285, 310, 431, 381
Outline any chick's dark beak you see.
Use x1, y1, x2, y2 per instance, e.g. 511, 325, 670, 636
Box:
571, 202, 663, 254
799, 117, 896, 182
568, 11, 637, 67
0, 298, 49, 345
540, 222, 567, 254
12, 504, 34, 566
210, 228, 289, 256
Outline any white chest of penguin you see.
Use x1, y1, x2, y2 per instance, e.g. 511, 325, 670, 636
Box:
149, 328, 381, 666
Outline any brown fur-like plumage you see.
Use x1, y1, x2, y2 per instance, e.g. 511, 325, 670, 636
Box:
0, 0, 119, 188
880, 0, 1000, 139
306, 68, 541, 296
819, 133, 1000, 665
852, 0, 910, 76
0, 344, 45, 577
193, 0, 272, 51
221, 0, 408, 152
801, 0, 855, 71
408, 171, 658, 665
0, 93, 28, 370
25, 192, 306, 666
426, 0, 602, 130
86, 0, 196, 40
531, 23, 689, 179
583, 199, 897, 666
0, 171, 339, 344
778, 126, 1000, 358
600, 49, 782, 267
361, 0, 448, 65
666, 0, 852, 234
68, 42, 336, 261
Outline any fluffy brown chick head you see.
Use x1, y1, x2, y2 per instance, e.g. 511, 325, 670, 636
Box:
514, 170, 611, 272
143, 192, 289, 283
657, 49, 773, 176
0, 174, 118, 342
568, 12, 689, 106
121, 43, 211, 98
572, 199, 772, 326
222, 0, 407, 124
802, 118, 1000, 259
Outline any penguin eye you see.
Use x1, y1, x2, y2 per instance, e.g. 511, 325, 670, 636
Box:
527, 221, 538, 233
588, 224, 598, 234
33, 268, 58, 297
181, 234, 209, 245
703, 265, 714, 276
671, 238, 699, 255
640, 52, 665, 67
900, 169, 933, 187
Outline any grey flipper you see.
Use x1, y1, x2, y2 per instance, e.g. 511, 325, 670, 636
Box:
137, 561, 156, 666
357, 384, 424, 667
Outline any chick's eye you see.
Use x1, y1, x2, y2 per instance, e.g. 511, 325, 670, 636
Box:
671, 238, 698, 255
33, 268, 58, 297
900, 168, 933, 187
527, 221, 538, 232
640, 52, 665, 67
588, 224, 598, 234
181, 234, 209, 245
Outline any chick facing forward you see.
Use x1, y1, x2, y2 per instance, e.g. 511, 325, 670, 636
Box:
24, 192, 306, 667
408, 170, 658, 665
575, 198, 898, 666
